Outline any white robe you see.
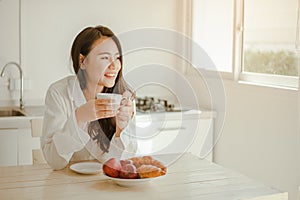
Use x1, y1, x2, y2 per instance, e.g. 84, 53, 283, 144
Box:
41, 76, 137, 170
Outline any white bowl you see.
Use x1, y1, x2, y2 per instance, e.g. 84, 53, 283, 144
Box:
103, 174, 165, 187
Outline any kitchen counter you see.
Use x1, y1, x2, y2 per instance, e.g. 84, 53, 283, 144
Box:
0, 106, 44, 166
21, 105, 45, 117
0, 106, 44, 129
136, 108, 216, 122
0, 153, 287, 200
0, 106, 214, 126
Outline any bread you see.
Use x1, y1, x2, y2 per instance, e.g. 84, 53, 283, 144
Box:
129, 156, 167, 178
130, 156, 152, 168
137, 165, 162, 178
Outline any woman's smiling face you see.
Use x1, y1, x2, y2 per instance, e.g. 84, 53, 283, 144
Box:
81, 37, 121, 91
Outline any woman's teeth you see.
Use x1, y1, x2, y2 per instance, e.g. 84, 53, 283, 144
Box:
105, 73, 115, 77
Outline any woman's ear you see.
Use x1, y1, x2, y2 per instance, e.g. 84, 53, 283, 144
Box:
79, 54, 86, 69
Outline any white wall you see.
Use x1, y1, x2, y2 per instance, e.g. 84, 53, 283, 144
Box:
0, 0, 20, 105
21, 0, 181, 104
215, 81, 299, 200
169, 57, 299, 199
0, 0, 183, 106
0, 0, 19, 64
182, 72, 299, 199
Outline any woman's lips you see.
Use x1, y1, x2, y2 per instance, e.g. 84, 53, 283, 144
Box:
104, 72, 117, 78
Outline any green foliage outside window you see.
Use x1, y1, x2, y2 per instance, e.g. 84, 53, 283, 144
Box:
243, 50, 299, 76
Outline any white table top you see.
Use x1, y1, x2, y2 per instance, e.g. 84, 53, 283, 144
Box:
0, 153, 287, 200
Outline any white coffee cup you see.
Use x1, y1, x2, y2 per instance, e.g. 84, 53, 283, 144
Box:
96, 93, 123, 114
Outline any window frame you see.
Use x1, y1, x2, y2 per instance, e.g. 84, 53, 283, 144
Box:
233, 0, 299, 89
189, 0, 299, 90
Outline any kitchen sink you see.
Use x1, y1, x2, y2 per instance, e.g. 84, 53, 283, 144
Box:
0, 109, 25, 117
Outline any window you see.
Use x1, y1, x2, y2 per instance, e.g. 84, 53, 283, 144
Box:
192, 0, 234, 72
240, 0, 299, 88
191, 0, 300, 88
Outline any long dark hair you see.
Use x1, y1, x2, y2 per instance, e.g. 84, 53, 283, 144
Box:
71, 25, 135, 153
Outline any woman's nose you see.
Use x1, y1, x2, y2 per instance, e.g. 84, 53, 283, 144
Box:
109, 59, 118, 69
109, 60, 116, 69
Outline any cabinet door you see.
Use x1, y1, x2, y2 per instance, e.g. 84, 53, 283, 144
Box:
18, 128, 40, 165
188, 119, 213, 161
151, 119, 200, 155
136, 118, 214, 161
0, 128, 40, 166
0, 129, 18, 166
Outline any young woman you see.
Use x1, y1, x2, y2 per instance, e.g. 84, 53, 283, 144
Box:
41, 25, 137, 170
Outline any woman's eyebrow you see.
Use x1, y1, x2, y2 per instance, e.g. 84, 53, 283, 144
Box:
97, 52, 110, 55
97, 52, 120, 56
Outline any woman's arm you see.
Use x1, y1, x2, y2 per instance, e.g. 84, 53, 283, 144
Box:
41, 85, 90, 170
110, 98, 137, 160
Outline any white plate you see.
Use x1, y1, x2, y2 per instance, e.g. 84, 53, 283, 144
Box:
70, 162, 102, 175
104, 174, 165, 187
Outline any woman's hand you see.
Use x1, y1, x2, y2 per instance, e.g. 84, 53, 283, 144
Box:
115, 94, 134, 137
75, 98, 116, 127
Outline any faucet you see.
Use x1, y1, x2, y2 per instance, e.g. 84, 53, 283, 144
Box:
0, 62, 24, 109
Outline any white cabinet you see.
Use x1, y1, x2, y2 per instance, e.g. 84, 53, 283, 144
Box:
0, 129, 18, 166
0, 127, 40, 166
0, 107, 44, 166
18, 128, 40, 165
135, 110, 215, 161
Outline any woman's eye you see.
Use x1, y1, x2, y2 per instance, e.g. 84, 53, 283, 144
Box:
100, 56, 109, 60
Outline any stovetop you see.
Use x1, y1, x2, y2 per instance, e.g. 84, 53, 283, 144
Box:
135, 96, 177, 113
